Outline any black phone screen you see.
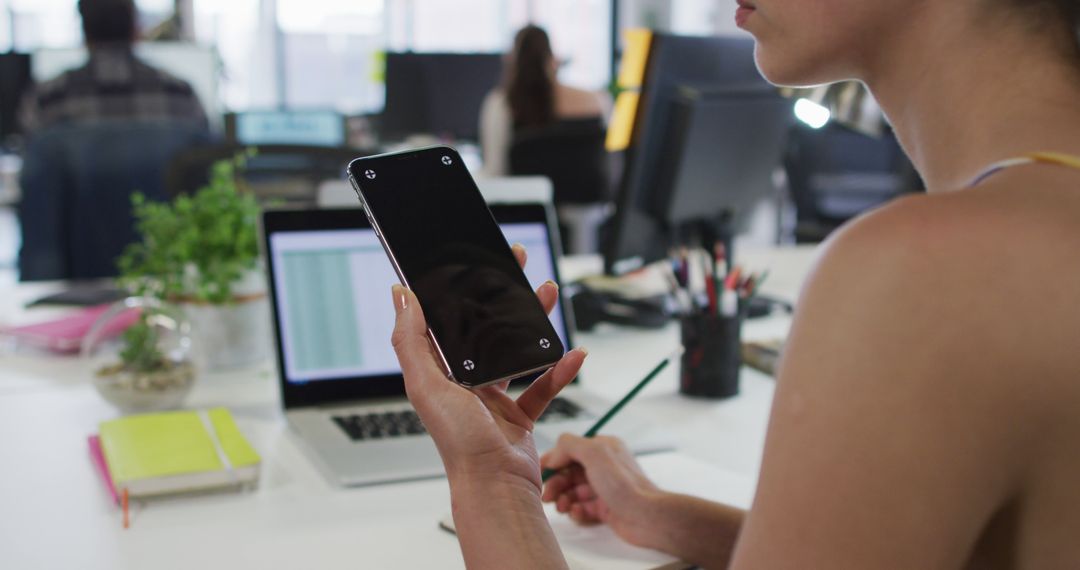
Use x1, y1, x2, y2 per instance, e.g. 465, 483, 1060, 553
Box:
348, 146, 565, 387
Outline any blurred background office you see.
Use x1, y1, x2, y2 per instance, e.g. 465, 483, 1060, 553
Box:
17, 0, 211, 281
480, 25, 608, 180
480, 25, 610, 253
0, 0, 922, 284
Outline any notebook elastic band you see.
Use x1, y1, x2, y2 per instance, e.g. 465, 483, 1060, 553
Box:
198, 410, 238, 485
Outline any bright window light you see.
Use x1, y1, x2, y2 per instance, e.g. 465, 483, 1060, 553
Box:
794, 98, 830, 129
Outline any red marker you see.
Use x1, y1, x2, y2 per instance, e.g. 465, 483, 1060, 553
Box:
725, 266, 743, 291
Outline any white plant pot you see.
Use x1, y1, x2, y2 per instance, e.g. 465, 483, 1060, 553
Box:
182, 270, 272, 371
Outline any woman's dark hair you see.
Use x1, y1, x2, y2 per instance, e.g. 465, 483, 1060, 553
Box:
1049, 0, 1080, 33
1060, 0, 1080, 25
1011, 0, 1080, 51
1046, 0, 1080, 59
504, 25, 556, 128
78, 0, 137, 44
1065, 0, 1080, 47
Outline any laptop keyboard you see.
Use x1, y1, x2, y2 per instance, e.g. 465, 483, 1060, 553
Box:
332, 397, 584, 441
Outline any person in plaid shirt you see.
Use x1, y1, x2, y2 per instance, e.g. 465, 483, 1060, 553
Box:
19, 0, 207, 133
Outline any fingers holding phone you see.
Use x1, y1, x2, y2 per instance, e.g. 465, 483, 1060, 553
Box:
389, 269, 587, 483
512, 242, 560, 316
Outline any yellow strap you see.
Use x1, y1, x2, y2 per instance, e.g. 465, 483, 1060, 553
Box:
971, 151, 1080, 187
1024, 152, 1080, 170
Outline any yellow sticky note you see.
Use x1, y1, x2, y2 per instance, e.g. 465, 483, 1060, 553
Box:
371, 50, 386, 84
606, 91, 640, 152
617, 29, 653, 89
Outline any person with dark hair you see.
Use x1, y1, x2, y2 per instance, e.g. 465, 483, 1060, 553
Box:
19, 0, 207, 132
479, 25, 608, 176
391, 0, 1080, 568
15, 0, 209, 281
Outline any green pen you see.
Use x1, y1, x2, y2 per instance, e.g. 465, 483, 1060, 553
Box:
748, 269, 770, 298
540, 346, 685, 483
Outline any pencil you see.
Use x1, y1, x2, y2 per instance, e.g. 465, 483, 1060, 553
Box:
122, 487, 129, 529
540, 346, 684, 482
749, 270, 770, 297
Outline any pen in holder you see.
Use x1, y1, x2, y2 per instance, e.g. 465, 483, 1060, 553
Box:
679, 304, 745, 399
668, 242, 767, 400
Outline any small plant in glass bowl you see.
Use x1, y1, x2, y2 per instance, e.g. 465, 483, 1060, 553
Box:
83, 297, 196, 414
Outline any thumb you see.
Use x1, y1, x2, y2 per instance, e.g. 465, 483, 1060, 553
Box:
390, 284, 442, 388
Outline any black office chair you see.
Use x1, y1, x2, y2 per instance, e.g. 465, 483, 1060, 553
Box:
784, 123, 922, 242
18, 119, 211, 281
165, 144, 374, 206
509, 117, 610, 253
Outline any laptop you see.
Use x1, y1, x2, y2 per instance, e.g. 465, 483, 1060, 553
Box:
262, 204, 671, 486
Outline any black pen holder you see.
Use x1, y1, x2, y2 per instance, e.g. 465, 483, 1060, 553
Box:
679, 309, 744, 399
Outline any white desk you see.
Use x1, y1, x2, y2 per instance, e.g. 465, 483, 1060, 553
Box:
0, 246, 819, 569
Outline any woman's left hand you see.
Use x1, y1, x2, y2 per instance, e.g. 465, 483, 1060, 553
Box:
390, 244, 588, 488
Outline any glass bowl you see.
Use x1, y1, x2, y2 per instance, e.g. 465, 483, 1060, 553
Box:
81, 297, 197, 414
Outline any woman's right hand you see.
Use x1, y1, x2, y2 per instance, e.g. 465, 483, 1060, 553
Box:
539, 434, 664, 548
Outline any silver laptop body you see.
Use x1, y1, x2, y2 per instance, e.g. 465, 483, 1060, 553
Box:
263, 205, 670, 487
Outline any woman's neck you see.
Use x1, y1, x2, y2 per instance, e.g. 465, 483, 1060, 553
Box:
864, 7, 1080, 191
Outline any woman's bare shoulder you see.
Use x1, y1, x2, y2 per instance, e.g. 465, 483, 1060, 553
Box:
829, 167, 1080, 281
810, 178, 1080, 406
744, 180, 1080, 568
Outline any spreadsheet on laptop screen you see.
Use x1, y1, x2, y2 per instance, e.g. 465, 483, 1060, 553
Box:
269, 223, 567, 384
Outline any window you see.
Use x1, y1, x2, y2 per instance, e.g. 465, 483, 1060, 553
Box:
4, 0, 81, 51
277, 0, 385, 112
0, 6, 10, 51
1, 0, 620, 113
408, 0, 506, 52
135, 0, 175, 33
1, 0, 169, 50
518, 0, 611, 90
194, 0, 267, 110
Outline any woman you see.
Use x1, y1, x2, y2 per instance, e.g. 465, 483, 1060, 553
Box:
392, 0, 1080, 567
480, 25, 608, 177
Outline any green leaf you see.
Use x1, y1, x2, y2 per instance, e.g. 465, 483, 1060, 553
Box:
119, 314, 166, 372
116, 150, 261, 304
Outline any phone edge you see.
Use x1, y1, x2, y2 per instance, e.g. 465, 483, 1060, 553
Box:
348, 172, 460, 385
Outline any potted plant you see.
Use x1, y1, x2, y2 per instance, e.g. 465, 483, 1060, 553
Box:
118, 152, 271, 371
84, 296, 196, 413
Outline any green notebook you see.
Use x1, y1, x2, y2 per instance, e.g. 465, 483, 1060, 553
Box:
99, 408, 260, 497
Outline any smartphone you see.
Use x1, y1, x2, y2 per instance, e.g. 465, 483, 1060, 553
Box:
347, 146, 565, 388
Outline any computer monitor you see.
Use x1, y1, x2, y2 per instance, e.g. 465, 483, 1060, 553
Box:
225, 110, 346, 147
380, 52, 502, 141
0, 53, 33, 147
651, 86, 792, 227
31, 43, 221, 131
602, 34, 782, 274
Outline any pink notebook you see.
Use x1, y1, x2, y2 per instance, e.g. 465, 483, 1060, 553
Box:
88, 435, 119, 505
0, 304, 139, 354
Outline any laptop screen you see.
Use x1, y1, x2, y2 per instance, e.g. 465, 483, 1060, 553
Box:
263, 206, 572, 407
